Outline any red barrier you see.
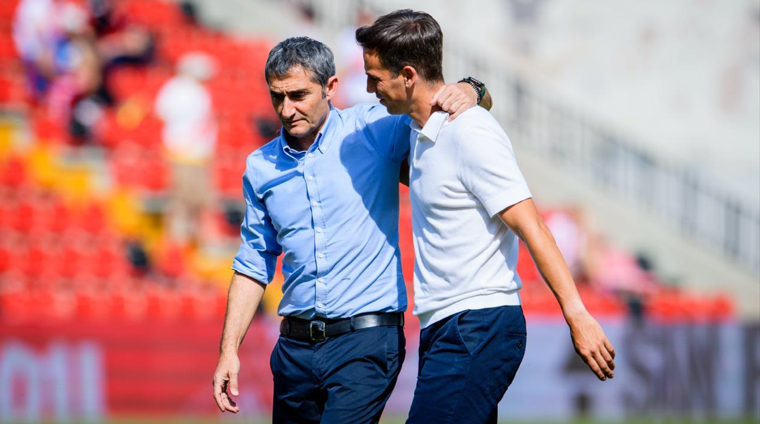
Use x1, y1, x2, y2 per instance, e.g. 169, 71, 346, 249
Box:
0, 319, 279, 421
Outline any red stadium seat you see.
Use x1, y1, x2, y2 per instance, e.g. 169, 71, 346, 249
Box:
91, 240, 130, 279
0, 33, 18, 62
0, 243, 11, 275
33, 113, 67, 144
156, 242, 186, 279
123, 0, 184, 27
0, 74, 27, 106
0, 1, 20, 21
144, 286, 183, 320
0, 289, 32, 322
0, 200, 11, 230
110, 287, 148, 321
0, 156, 27, 187
79, 202, 108, 235
9, 200, 34, 234
38, 199, 70, 234
75, 289, 112, 320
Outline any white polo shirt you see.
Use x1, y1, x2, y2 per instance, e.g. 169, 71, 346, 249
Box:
408, 107, 532, 328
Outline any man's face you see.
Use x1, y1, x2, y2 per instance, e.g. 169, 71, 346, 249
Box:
268, 67, 336, 140
363, 50, 408, 115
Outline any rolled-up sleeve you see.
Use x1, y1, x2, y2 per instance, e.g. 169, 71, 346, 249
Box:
231, 163, 281, 284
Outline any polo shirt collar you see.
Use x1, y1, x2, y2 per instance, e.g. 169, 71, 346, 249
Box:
279, 106, 337, 155
410, 110, 449, 142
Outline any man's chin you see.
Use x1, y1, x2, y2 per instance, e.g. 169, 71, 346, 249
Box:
284, 123, 304, 135
382, 103, 402, 115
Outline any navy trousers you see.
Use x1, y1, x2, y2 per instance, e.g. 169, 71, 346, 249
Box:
406, 305, 527, 424
270, 325, 405, 424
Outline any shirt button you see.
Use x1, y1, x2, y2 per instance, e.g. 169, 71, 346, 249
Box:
318, 278, 324, 283
318, 253, 324, 258
312, 201, 318, 206
316, 228, 323, 233
307, 153, 313, 158
317, 302, 324, 308
307, 175, 314, 181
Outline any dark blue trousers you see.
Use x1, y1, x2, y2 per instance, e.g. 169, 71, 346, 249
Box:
406, 305, 527, 424
270, 325, 405, 424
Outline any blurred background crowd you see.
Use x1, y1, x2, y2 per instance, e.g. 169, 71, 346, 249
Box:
0, 0, 757, 423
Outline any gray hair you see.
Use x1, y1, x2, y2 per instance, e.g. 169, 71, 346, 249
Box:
264, 37, 336, 90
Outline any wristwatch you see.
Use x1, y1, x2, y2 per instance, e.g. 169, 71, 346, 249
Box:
458, 77, 486, 105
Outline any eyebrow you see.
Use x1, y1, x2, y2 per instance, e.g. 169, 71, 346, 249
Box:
270, 89, 310, 97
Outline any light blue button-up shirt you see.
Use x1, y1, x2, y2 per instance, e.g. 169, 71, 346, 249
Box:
232, 104, 412, 319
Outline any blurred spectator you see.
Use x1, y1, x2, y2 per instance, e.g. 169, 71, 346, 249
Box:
13, 0, 64, 100
13, 0, 155, 144
126, 239, 150, 276
178, 0, 199, 26
583, 233, 659, 298
333, 7, 377, 107
89, 0, 154, 68
47, 2, 106, 143
542, 208, 587, 279
540, 208, 661, 323
154, 52, 217, 247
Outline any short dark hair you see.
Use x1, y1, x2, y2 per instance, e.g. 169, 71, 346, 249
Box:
355, 9, 443, 83
265, 37, 336, 89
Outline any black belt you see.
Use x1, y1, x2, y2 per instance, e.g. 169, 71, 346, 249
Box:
280, 312, 404, 343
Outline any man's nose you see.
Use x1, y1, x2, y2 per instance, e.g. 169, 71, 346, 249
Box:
282, 97, 296, 118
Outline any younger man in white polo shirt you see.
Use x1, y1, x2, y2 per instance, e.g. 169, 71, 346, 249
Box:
357, 10, 616, 424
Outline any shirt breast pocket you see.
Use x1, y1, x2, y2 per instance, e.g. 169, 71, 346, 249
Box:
260, 175, 311, 235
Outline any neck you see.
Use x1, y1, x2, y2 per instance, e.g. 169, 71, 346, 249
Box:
285, 131, 317, 152
408, 81, 445, 128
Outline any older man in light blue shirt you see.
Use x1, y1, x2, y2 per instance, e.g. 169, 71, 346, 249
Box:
231, 102, 411, 319
212, 37, 487, 424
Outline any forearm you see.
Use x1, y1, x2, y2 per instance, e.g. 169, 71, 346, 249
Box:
501, 200, 614, 379
514, 215, 586, 319
219, 272, 266, 355
456, 78, 492, 110
433, 79, 491, 119
454, 81, 492, 110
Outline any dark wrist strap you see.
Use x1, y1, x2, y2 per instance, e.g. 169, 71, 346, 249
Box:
458, 77, 486, 104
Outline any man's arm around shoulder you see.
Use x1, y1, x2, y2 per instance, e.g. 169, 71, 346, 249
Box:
212, 271, 267, 413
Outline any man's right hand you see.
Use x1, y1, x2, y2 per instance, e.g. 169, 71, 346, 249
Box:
212, 353, 241, 413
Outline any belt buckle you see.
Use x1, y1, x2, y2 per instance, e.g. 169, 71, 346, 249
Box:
310, 320, 326, 343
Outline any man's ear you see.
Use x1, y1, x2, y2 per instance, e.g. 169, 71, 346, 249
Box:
324, 75, 339, 100
402, 66, 417, 88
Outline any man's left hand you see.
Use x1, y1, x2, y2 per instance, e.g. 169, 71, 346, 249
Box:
566, 310, 616, 381
430, 82, 479, 121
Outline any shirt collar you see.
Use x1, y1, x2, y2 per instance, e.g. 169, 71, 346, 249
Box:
410, 110, 449, 142
279, 106, 337, 155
